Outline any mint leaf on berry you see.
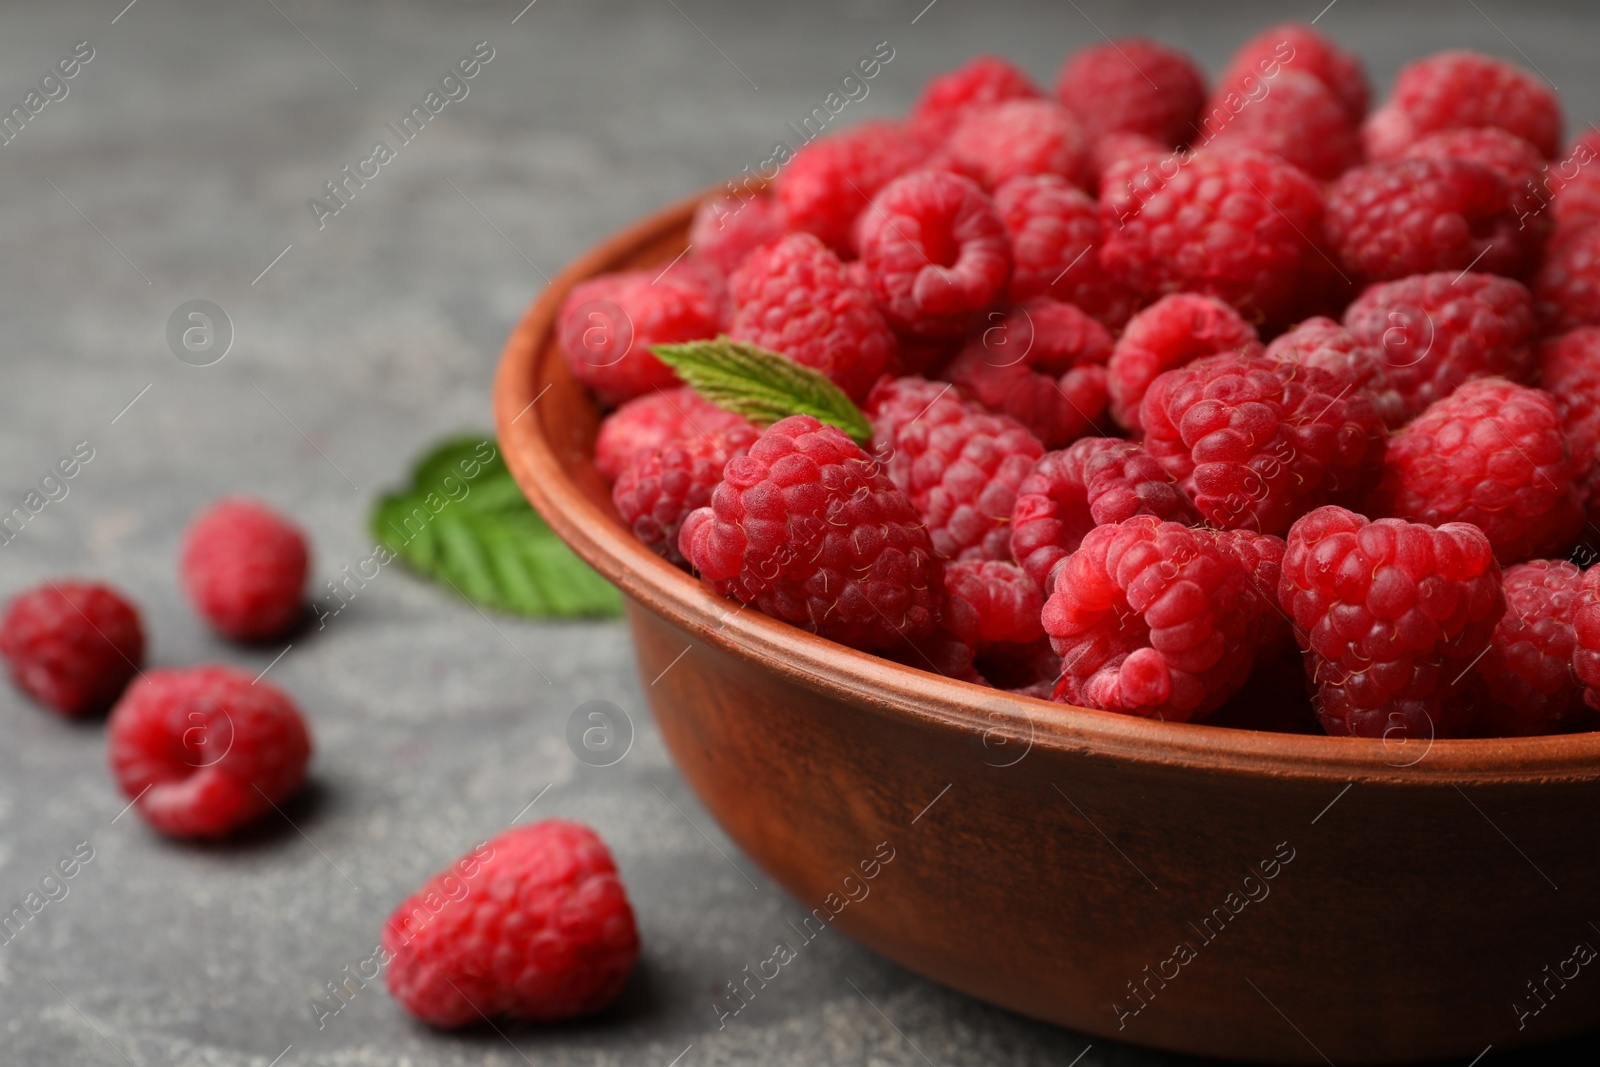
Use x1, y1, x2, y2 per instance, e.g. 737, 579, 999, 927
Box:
371, 436, 622, 618
651, 336, 874, 445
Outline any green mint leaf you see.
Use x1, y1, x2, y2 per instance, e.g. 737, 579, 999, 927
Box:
371, 435, 622, 618
651, 336, 874, 445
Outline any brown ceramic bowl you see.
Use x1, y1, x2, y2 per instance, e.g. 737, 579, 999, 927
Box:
493, 191, 1600, 1064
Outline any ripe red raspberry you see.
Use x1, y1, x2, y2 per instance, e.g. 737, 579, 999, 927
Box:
0, 581, 143, 716
1367, 379, 1583, 564
1324, 158, 1526, 282
1571, 568, 1600, 714
1141, 353, 1386, 535
593, 387, 753, 483
992, 174, 1137, 328
1010, 437, 1196, 591
107, 666, 312, 838
1099, 149, 1325, 329
1215, 23, 1370, 122
866, 376, 1043, 562
1055, 38, 1206, 146
1476, 560, 1592, 736
775, 121, 931, 255
1537, 326, 1600, 524
941, 298, 1112, 448
383, 821, 639, 1027
1279, 506, 1504, 738
910, 55, 1041, 140
1263, 316, 1408, 429
942, 560, 1044, 649
1550, 130, 1600, 226
1205, 70, 1361, 181
1086, 132, 1169, 194
1401, 127, 1549, 223
689, 194, 785, 277
1341, 271, 1535, 416
1362, 50, 1562, 160
727, 233, 896, 401
1106, 293, 1262, 431
1041, 517, 1285, 721
679, 415, 941, 649
856, 170, 1012, 340
612, 426, 759, 567
946, 100, 1088, 192
558, 270, 717, 406
181, 498, 309, 643
1533, 219, 1600, 332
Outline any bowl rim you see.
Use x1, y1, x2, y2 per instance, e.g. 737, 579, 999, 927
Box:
493, 187, 1600, 786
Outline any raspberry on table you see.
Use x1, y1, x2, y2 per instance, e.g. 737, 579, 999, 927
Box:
1214, 22, 1370, 123
1366, 378, 1584, 564
594, 387, 754, 483
1010, 437, 1197, 591
1537, 326, 1600, 525
1205, 70, 1362, 181
993, 174, 1137, 328
613, 426, 759, 567
383, 820, 639, 1027
941, 297, 1113, 448
946, 99, 1088, 192
1263, 316, 1409, 429
1099, 149, 1326, 330
1533, 219, 1600, 332
1055, 38, 1206, 146
0, 580, 144, 717
1041, 517, 1285, 722
1341, 270, 1535, 417
1140, 352, 1387, 536
689, 193, 785, 277
1278, 506, 1504, 738
1106, 293, 1262, 431
558, 270, 718, 406
107, 665, 312, 838
866, 376, 1043, 562
775, 121, 931, 255
181, 498, 309, 643
1475, 560, 1592, 736
942, 559, 1044, 649
856, 170, 1012, 340
1362, 50, 1562, 160
910, 54, 1041, 140
679, 415, 942, 650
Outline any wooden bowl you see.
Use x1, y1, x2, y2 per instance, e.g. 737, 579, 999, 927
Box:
493, 191, 1600, 1064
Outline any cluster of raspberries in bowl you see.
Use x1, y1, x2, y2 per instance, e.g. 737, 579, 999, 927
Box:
562, 24, 1600, 742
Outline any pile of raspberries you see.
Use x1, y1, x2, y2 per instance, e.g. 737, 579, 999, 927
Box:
567, 26, 1600, 742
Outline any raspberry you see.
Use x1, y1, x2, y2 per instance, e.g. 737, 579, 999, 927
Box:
107, 666, 312, 838
1106, 293, 1262, 431
1215, 23, 1370, 122
992, 174, 1137, 328
866, 376, 1043, 562
727, 233, 896, 401
1140, 353, 1386, 535
910, 55, 1041, 140
941, 297, 1112, 448
1205, 70, 1362, 180
1476, 560, 1592, 736
1263, 316, 1408, 429
1041, 517, 1285, 721
558, 270, 717, 406
1362, 50, 1562, 160
1099, 149, 1326, 329
1536, 326, 1600, 524
1323, 158, 1525, 282
0, 581, 143, 716
383, 821, 639, 1027
1401, 127, 1548, 222
593, 387, 753, 482
1055, 38, 1206, 146
946, 100, 1088, 192
1086, 132, 1169, 195
181, 498, 309, 643
1278, 506, 1504, 738
680, 415, 941, 649
689, 193, 785, 277
942, 559, 1044, 649
1550, 129, 1600, 226
1341, 271, 1535, 416
1572, 568, 1600, 713
1366, 379, 1583, 564
856, 170, 1012, 340
775, 121, 931, 255
612, 426, 759, 567
1533, 219, 1600, 332
1010, 437, 1196, 591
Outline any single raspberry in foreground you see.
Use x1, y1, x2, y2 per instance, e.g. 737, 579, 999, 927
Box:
181, 498, 309, 643
0, 580, 144, 716
1476, 560, 1592, 737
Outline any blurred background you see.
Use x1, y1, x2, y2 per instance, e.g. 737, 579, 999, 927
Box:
2, 1, 1597, 1063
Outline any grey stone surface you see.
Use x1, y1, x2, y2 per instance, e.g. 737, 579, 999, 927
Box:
0, 0, 1597, 1063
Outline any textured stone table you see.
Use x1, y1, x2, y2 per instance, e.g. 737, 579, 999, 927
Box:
1, 0, 1597, 1063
